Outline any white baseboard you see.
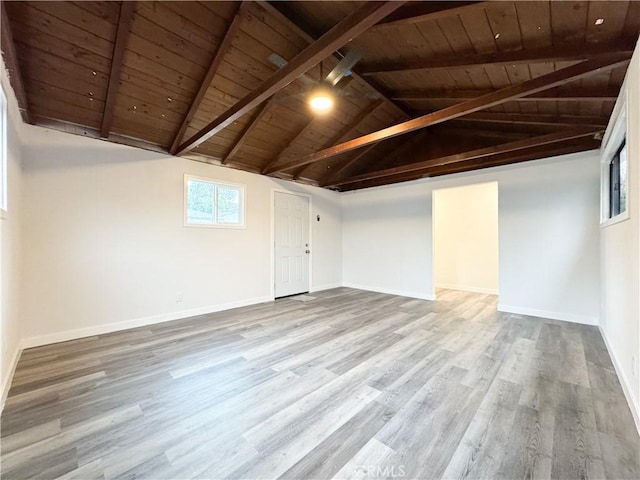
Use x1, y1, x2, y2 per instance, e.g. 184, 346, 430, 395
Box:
498, 304, 598, 326
310, 283, 342, 293
435, 283, 498, 295
20, 295, 274, 350
599, 326, 640, 436
1, 344, 22, 413
342, 282, 435, 301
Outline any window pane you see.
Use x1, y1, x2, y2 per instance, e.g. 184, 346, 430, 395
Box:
217, 185, 241, 224
185, 176, 244, 227
619, 142, 628, 214
187, 179, 215, 224
610, 156, 620, 218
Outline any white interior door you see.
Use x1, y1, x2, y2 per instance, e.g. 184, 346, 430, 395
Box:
274, 192, 310, 298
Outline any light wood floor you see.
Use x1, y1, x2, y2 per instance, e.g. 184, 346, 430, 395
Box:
1, 288, 638, 480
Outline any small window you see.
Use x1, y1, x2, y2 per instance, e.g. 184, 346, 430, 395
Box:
601, 97, 628, 226
608, 139, 627, 218
0, 85, 7, 214
184, 175, 245, 228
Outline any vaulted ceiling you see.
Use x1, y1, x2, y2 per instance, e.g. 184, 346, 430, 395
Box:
1, 1, 637, 191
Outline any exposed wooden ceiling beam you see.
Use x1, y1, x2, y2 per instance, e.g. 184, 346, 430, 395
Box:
320, 144, 379, 185
292, 99, 385, 179
33, 115, 168, 154
258, 2, 411, 120
290, 162, 315, 181
360, 40, 636, 76
370, 1, 488, 30
391, 86, 621, 102
436, 126, 534, 142
175, 2, 404, 156
265, 55, 629, 174
454, 113, 608, 128
169, 2, 250, 155
339, 140, 600, 191
100, 1, 135, 138
262, 117, 317, 174
325, 127, 602, 188
222, 100, 272, 165
1, 6, 31, 123
320, 121, 432, 184
426, 140, 601, 178
323, 99, 386, 146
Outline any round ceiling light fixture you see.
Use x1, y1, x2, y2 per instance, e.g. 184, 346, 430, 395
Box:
308, 84, 334, 114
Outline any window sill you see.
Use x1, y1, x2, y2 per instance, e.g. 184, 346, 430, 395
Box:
183, 222, 247, 230
600, 210, 630, 229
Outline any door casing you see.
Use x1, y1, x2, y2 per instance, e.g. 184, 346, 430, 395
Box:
270, 189, 312, 299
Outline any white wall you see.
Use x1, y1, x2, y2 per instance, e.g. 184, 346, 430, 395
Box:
497, 155, 601, 324
342, 181, 433, 299
600, 42, 640, 430
342, 150, 601, 325
19, 127, 342, 346
433, 182, 498, 295
0, 65, 24, 406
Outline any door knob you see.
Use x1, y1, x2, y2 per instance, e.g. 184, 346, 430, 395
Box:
305, 249, 310, 254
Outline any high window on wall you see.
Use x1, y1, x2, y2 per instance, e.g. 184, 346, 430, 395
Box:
601, 99, 629, 226
609, 139, 627, 218
0, 84, 7, 216
184, 174, 245, 228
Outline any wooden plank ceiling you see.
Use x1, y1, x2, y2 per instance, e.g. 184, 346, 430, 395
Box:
1, 1, 638, 191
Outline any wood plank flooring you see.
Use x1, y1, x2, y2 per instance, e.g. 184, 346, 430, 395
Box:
1, 288, 638, 479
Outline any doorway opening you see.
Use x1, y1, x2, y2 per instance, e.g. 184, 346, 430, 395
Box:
432, 181, 499, 299
273, 191, 311, 299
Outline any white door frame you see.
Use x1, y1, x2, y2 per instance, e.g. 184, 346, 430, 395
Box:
270, 188, 313, 300
431, 181, 500, 299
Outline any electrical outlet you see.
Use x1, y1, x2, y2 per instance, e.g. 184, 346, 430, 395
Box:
632, 356, 637, 377
176, 291, 183, 303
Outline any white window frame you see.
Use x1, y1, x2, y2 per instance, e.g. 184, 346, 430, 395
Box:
183, 174, 246, 229
600, 97, 629, 228
0, 84, 7, 218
